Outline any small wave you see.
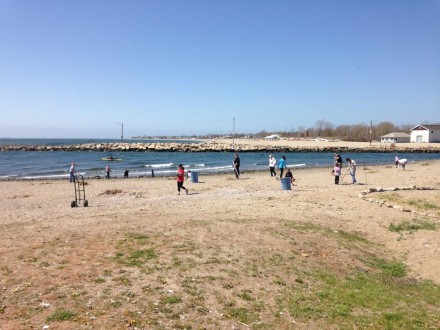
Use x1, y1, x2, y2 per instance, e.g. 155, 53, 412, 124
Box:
182, 163, 205, 168
0, 174, 18, 179
22, 171, 89, 179
22, 174, 69, 179
144, 165, 233, 175
195, 165, 233, 171
287, 163, 306, 167
145, 163, 174, 168
151, 169, 177, 174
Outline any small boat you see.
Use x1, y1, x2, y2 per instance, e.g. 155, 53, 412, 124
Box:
100, 157, 122, 161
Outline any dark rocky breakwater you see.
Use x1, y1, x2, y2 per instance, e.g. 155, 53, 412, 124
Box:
1, 142, 440, 153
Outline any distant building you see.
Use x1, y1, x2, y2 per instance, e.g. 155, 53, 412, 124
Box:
410, 125, 440, 143
264, 134, 281, 140
380, 132, 410, 143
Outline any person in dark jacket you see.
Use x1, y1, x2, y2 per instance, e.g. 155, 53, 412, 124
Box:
233, 154, 240, 179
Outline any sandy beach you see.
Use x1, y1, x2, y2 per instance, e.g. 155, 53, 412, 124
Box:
1, 156, 440, 328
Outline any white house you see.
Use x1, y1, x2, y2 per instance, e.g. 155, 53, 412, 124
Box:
380, 132, 410, 143
410, 125, 440, 143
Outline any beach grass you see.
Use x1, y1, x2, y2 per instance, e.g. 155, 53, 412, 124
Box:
4, 221, 440, 329
389, 219, 437, 233
46, 308, 76, 322
37, 223, 429, 328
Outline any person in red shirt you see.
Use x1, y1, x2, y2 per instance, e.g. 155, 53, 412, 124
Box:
177, 164, 189, 195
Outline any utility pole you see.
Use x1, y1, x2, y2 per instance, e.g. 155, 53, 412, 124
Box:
117, 123, 124, 142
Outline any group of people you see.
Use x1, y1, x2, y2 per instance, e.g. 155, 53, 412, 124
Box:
333, 152, 407, 185
332, 152, 357, 185
268, 154, 294, 183
175, 153, 294, 196
69, 152, 409, 194
105, 166, 129, 179
69, 162, 129, 182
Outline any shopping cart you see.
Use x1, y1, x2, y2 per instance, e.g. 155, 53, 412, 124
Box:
71, 174, 89, 207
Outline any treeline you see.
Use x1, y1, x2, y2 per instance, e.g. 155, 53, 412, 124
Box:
222, 121, 416, 142
150, 121, 437, 142
254, 121, 415, 142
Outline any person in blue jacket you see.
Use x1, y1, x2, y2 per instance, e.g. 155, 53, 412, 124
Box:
278, 156, 286, 178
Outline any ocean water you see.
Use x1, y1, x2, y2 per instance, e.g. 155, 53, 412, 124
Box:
1, 146, 440, 180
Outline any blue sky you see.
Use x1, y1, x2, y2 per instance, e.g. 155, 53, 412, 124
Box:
1, 0, 439, 138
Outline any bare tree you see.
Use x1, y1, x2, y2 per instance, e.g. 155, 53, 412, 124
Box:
351, 123, 369, 142
376, 121, 396, 138
314, 120, 334, 137
399, 123, 414, 132
297, 125, 306, 137
322, 121, 335, 137
335, 125, 352, 141
314, 120, 323, 136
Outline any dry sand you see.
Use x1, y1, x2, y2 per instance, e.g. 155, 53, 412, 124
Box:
1, 157, 439, 328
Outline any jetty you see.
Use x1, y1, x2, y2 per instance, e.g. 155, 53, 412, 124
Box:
1, 141, 439, 153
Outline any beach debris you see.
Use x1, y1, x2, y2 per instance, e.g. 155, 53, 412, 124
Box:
360, 185, 440, 217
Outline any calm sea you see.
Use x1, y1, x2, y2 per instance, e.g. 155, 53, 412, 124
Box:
1, 138, 439, 180
0, 138, 201, 146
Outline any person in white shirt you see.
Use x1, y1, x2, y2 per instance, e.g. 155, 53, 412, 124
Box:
333, 163, 341, 185
269, 155, 277, 177
346, 158, 357, 184
395, 156, 408, 170
69, 162, 75, 183
105, 165, 111, 179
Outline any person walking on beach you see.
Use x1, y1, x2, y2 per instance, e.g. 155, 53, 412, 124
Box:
233, 154, 240, 179
395, 156, 408, 170
269, 155, 277, 177
105, 165, 111, 179
278, 156, 286, 179
123, 169, 129, 178
333, 163, 341, 184
346, 158, 357, 184
69, 162, 76, 183
177, 164, 188, 195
